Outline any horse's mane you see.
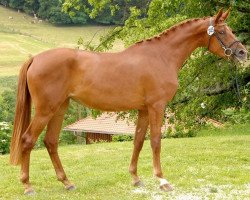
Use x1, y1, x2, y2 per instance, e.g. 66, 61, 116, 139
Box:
135, 16, 209, 44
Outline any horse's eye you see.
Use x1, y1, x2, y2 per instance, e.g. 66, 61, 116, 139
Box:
219, 31, 225, 34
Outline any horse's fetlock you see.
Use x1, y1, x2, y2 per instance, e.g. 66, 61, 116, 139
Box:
129, 166, 137, 175
20, 174, 29, 184
57, 173, 67, 182
154, 171, 163, 178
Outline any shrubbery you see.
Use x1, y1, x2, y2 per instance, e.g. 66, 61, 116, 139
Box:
1, 0, 150, 25
0, 122, 11, 154
112, 134, 133, 142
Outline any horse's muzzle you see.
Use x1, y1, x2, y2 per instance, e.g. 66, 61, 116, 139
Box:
234, 48, 248, 61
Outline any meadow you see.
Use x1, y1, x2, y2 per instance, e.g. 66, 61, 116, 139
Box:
0, 123, 249, 200
0, 5, 122, 77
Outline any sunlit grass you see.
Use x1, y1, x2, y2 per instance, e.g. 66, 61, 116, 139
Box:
0, 5, 123, 77
0, 124, 249, 199
0, 6, 110, 47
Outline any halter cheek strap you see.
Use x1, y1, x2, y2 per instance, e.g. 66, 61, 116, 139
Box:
207, 18, 240, 57
207, 18, 215, 51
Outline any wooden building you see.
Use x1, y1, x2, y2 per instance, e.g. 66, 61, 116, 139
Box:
63, 114, 136, 144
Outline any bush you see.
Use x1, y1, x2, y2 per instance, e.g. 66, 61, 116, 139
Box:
0, 122, 11, 154
112, 134, 133, 142
162, 123, 197, 139
59, 131, 78, 145
222, 107, 250, 124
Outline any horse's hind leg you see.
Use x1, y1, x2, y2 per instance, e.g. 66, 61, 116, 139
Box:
43, 99, 75, 190
129, 109, 149, 186
21, 112, 54, 195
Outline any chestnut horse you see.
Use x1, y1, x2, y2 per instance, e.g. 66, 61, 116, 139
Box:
10, 9, 247, 194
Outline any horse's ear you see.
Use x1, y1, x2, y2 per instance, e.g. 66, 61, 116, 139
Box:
221, 7, 231, 21
214, 8, 223, 24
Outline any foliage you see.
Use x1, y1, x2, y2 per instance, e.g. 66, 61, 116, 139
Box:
0, 85, 16, 123
222, 107, 250, 124
63, 0, 149, 25
1, 0, 149, 25
23, 0, 39, 14
9, 0, 24, 10
112, 134, 133, 142
0, 122, 11, 154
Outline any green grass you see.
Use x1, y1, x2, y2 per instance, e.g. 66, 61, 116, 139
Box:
0, 32, 53, 76
0, 124, 249, 199
0, 6, 110, 46
0, 5, 122, 77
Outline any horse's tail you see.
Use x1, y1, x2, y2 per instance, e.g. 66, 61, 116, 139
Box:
10, 57, 33, 165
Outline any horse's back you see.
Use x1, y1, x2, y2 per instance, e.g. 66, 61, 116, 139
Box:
26, 48, 145, 111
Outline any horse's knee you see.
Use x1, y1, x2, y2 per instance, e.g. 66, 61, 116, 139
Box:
150, 137, 161, 150
21, 134, 35, 152
43, 138, 58, 153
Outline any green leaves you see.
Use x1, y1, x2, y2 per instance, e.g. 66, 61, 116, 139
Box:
0, 122, 11, 154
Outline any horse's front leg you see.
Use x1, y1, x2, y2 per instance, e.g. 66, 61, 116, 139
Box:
148, 102, 174, 192
129, 109, 149, 186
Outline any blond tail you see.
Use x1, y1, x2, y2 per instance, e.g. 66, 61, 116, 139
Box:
9, 57, 33, 165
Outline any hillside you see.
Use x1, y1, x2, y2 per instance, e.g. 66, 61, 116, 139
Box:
0, 124, 249, 199
0, 5, 122, 77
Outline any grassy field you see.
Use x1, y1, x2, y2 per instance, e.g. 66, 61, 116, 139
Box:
0, 5, 123, 77
0, 123, 249, 199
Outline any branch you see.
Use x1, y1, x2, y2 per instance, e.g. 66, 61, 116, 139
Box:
94, 27, 123, 51
171, 72, 250, 105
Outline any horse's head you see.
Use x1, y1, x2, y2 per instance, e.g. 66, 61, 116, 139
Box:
207, 8, 248, 62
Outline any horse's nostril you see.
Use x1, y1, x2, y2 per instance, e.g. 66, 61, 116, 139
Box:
238, 50, 245, 56
236, 49, 247, 58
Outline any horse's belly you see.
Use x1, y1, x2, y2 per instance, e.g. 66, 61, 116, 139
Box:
71, 89, 145, 111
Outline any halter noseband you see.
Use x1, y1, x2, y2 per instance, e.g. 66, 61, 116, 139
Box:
207, 18, 240, 57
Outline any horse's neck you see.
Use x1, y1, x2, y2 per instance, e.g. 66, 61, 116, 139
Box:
158, 18, 209, 70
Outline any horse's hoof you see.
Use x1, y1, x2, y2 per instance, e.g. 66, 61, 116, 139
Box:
24, 188, 36, 195
133, 180, 144, 187
160, 183, 174, 192
65, 184, 76, 191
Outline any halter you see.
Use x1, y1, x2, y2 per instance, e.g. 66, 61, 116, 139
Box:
207, 18, 242, 103
207, 18, 240, 57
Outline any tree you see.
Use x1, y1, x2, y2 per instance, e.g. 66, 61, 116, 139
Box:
9, 0, 25, 10
23, 0, 40, 14
64, 0, 250, 136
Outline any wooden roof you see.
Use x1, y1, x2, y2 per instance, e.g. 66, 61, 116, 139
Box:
63, 114, 136, 135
